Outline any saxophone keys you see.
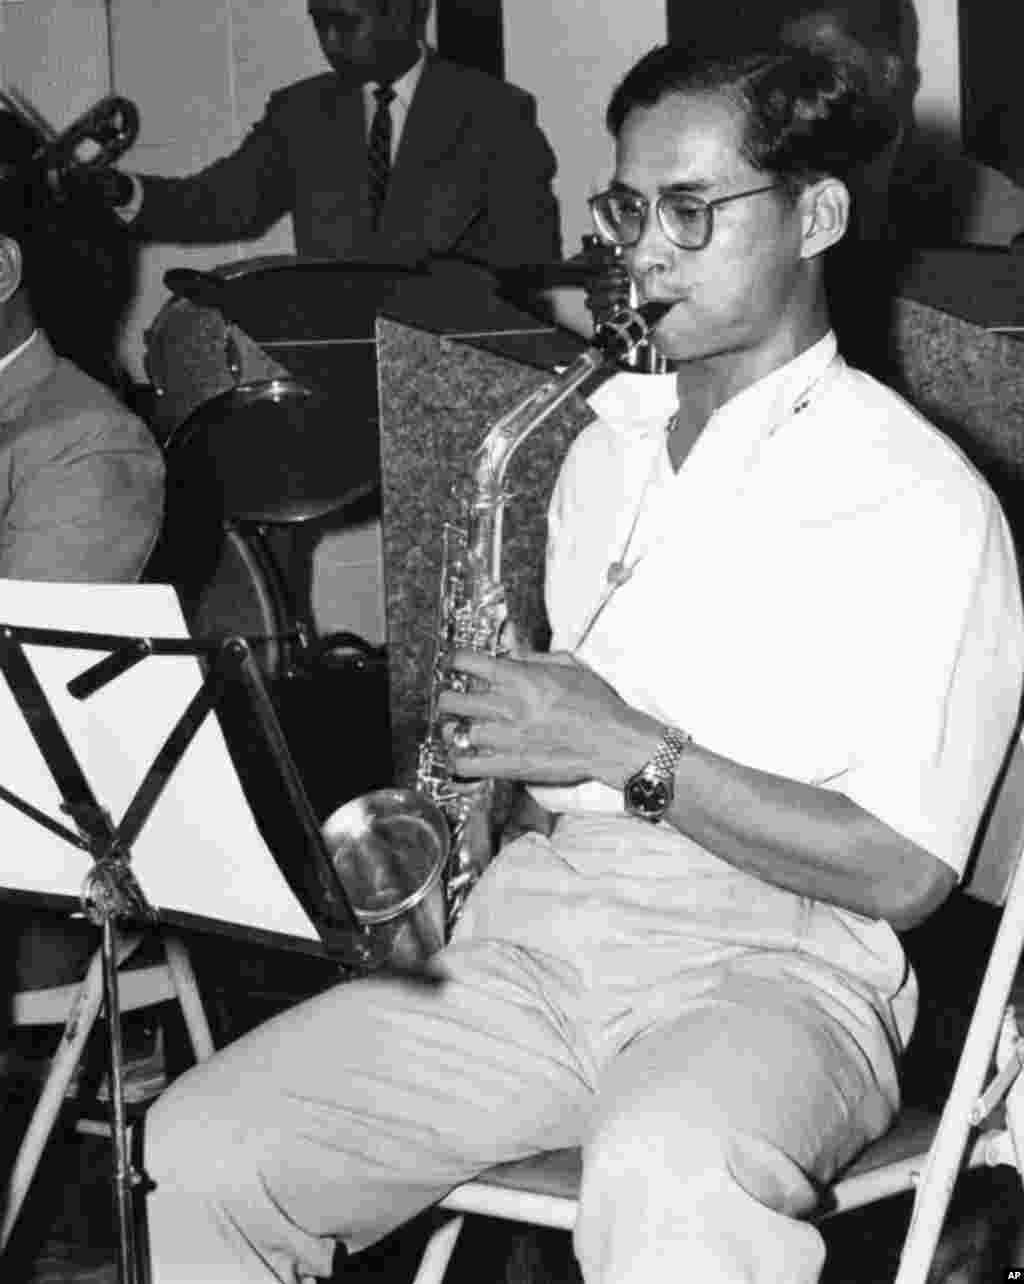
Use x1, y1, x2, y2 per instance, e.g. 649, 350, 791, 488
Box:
451, 721, 474, 755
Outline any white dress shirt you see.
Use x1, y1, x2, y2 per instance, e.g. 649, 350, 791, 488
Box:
524, 334, 1024, 1048
535, 332, 1024, 882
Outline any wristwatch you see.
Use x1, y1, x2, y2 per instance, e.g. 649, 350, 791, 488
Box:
623, 725, 692, 823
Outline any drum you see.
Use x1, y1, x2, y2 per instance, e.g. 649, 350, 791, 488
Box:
142, 254, 426, 445
166, 376, 374, 524
193, 527, 391, 824
188, 521, 294, 679
158, 374, 375, 647
152, 373, 392, 818
143, 294, 288, 445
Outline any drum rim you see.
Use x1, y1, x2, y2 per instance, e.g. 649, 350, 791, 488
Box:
210, 254, 430, 283
163, 376, 375, 525
163, 377, 322, 452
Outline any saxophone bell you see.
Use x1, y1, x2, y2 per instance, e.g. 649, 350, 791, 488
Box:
321, 788, 450, 970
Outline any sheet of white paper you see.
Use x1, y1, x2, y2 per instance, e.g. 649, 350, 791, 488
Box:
0, 580, 319, 944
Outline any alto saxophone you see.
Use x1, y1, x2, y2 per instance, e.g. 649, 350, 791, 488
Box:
320, 301, 670, 967
419, 300, 672, 930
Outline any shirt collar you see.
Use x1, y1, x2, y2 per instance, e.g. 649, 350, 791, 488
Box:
587, 369, 679, 440
0, 329, 41, 380
588, 331, 840, 443
704, 331, 840, 443
364, 43, 427, 113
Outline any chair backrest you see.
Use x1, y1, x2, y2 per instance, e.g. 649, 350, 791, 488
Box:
963, 727, 1024, 905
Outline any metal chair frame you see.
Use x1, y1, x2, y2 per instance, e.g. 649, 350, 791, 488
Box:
1, 930, 215, 1257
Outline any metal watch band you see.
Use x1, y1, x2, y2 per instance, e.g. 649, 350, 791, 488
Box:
647, 725, 692, 781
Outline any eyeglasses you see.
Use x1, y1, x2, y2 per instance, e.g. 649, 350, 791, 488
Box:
588, 182, 781, 251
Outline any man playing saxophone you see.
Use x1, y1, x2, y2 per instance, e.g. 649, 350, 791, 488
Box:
141, 43, 1023, 1284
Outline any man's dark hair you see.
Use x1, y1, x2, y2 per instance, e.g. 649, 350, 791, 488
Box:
0, 109, 138, 390
665, 2, 920, 115
606, 44, 902, 193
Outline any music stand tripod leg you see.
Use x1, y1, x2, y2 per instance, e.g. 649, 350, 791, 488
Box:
0, 930, 142, 1256
98, 913, 141, 1284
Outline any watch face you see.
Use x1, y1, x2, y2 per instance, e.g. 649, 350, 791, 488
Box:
625, 772, 671, 818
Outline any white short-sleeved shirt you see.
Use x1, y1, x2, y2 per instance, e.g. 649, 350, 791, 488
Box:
533, 332, 1024, 883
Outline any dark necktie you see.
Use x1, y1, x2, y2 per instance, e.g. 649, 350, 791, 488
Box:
367, 83, 396, 228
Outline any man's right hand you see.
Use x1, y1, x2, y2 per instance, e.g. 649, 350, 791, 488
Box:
48, 166, 136, 211
575, 235, 632, 329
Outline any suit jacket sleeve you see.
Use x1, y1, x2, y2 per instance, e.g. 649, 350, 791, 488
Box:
0, 391, 165, 584
453, 87, 562, 268
131, 90, 294, 245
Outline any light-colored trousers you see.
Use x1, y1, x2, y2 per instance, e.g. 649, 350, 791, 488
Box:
145, 814, 904, 1284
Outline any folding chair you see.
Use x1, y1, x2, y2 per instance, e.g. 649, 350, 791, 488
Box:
410, 732, 1024, 1284
1, 928, 215, 1255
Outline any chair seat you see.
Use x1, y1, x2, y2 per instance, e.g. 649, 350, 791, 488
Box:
835, 1106, 938, 1181
10, 962, 179, 1026
439, 1106, 944, 1229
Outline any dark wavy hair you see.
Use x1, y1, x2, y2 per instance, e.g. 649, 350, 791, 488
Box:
606, 44, 902, 195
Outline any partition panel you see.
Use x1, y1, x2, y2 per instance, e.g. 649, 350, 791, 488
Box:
375, 318, 595, 786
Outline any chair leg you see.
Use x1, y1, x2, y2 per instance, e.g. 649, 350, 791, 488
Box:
410, 1216, 466, 1284
162, 935, 215, 1063
896, 849, 1024, 1284
999, 1006, 1024, 1174
1, 933, 144, 1252
1, 951, 106, 1251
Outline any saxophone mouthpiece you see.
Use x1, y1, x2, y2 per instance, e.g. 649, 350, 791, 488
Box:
595, 300, 673, 360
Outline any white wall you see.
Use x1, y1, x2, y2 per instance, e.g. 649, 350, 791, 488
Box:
913, 0, 961, 140
503, 0, 666, 254
1, 0, 109, 120
108, 0, 330, 377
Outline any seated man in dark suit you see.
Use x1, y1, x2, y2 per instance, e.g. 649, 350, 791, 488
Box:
0, 108, 165, 989
0, 110, 163, 588
99, 0, 562, 271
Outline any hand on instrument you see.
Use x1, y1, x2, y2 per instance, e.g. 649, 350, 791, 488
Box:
575, 235, 632, 331
48, 165, 135, 210
437, 647, 651, 787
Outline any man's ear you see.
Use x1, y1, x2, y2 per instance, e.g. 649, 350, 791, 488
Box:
799, 178, 850, 259
0, 236, 23, 305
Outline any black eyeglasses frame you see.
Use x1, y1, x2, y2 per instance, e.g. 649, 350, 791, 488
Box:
589, 181, 782, 251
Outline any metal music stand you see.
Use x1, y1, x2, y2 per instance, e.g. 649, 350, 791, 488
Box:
0, 620, 371, 1284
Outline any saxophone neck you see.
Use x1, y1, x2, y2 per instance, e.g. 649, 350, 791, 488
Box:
594, 300, 673, 361
466, 301, 671, 508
